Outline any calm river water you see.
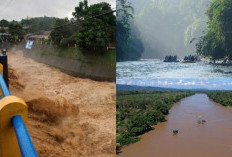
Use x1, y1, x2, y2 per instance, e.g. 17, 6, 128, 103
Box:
117, 60, 232, 78
119, 94, 232, 157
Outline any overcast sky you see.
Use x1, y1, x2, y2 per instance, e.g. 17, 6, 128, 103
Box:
0, 0, 116, 21
117, 78, 232, 90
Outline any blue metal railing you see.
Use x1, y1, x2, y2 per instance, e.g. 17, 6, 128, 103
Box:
12, 116, 38, 157
0, 72, 10, 97
0, 73, 38, 157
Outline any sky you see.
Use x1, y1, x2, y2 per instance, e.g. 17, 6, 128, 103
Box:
117, 78, 232, 91
0, 0, 116, 21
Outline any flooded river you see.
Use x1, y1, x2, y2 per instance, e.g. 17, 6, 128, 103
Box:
8, 51, 116, 157
119, 94, 232, 157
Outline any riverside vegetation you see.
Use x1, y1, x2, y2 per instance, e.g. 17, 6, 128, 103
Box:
196, 0, 232, 63
116, 91, 195, 152
206, 91, 232, 106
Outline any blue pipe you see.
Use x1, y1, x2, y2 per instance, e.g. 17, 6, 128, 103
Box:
12, 115, 38, 157
0, 73, 10, 97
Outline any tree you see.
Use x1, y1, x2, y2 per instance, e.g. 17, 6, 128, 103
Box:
126, 114, 151, 136
0, 19, 9, 27
73, 0, 116, 53
50, 18, 73, 47
155, 103, 169, 115
8, 22, 24, 38
73, 0, 88, 19
196, 0, 232, 62
0, 28, 6, 33
145, 110, 165, 125
116, 0, 133, 61
21, 16, 58, 34
116, 0, 144, 61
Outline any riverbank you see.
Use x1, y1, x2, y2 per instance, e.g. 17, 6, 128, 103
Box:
206, 91, 232, 106
116, 91, 195, 152
119, 93, 232, 157
11, 43, 116, 81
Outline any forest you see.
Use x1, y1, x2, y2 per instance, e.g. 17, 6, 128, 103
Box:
124, 0, 212, 59
116, 90, 194, 152
196, 0, 232, 63
118, 0, 232, 61
117, 0, 232, 60
116, 0, 144, 61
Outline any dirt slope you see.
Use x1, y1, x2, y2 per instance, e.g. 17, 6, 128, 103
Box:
8, 50, 116, 157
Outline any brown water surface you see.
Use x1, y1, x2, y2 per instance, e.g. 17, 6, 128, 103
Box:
8, 50, 116, 157
119, 94, 232, 157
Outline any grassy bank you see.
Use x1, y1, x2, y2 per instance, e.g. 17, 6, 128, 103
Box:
39, 45, 116, 67
116, 91, 194, 152
206, 91, 232, 106
12, 43, 116, 67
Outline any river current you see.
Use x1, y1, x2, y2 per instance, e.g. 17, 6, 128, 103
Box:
119, 94, 232, 157
117, 60, 232, 79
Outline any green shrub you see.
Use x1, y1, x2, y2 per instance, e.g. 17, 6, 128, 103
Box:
126, 114, 151, 136
155, 103, 169, 115
145, 110, 165, 125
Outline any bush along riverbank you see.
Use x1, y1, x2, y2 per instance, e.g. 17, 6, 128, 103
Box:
206, 91, 232, 106
116, 91, 195, 152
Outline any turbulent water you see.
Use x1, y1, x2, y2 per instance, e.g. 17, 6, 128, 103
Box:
119, 94, 232, 157
8, 50, 116, 157
117, 60, 232, 78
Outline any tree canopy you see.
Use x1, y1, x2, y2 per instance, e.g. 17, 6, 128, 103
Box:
116, 0, 144, 61
0, 19, 9, 27
196, 0, 232, 62
8, 22, 24, 38
73, 0, 116, 53
21, 16, 58, 34
50, 18, 74, 47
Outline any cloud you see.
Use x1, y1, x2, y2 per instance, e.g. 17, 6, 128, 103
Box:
0, 0, 116, 21
199, 81, 205, 86
116, 78, 232, 90
183, 81, 196, 86
176, 79, 183, 85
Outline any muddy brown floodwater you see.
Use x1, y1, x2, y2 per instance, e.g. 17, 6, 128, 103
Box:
119, 93, 232, 157
8, 50, 116, 157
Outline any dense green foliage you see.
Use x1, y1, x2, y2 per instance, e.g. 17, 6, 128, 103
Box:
116, 91, 194, 152
1, 17, 57, 34
50, 18, 75, 47
196, 0, 232, 62
73, 0, 116, 54
116, 0, 144, 61
21, 16, 58, 34
0, 19, 9, 27
8, 22, 25, 39
206, 91, 232, 106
